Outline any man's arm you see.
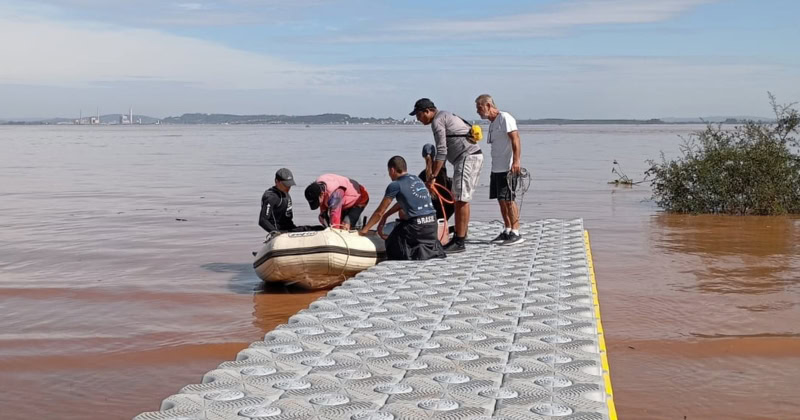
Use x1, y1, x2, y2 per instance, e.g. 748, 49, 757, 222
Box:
382, 203, 402, 222
432, 115, 448, 163
258, 192, 279, 233
427, 160, 445, 188
359, 196, 394, 235
285, 203, 297, 230
509, 130, 521, 173
327, 189, 345, 227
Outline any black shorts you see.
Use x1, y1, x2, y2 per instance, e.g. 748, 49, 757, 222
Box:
386, 216, 446, 261
342, 204, 367, 228
489, 171, 516, 201
342, 183, 369, 228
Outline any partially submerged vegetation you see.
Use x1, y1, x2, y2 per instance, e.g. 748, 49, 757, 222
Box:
646, 94, 800, 215
608, 160, 646, 186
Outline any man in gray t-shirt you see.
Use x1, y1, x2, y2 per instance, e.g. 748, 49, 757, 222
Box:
410, 98, 484, 254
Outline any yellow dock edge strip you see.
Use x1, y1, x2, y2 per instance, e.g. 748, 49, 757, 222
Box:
585, 230, 618, 420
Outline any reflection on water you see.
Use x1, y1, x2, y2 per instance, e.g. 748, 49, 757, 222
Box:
652, 214, 799, 257
1, 125, 798, 420
252, 284, 328, 335
651, 214, 800, 295
202, 262, 263, 294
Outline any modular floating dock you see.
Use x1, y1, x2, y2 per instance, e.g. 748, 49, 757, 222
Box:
135, 219, 616, 419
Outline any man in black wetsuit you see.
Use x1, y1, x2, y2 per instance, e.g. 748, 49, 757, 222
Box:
418, 143, 454, 222
259, 168, 297, 234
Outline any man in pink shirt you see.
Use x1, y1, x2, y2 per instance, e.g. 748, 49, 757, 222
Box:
304, 174, 370, 230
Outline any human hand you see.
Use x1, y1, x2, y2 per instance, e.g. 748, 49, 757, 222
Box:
511, 161, 521, 174
358, 228, 368, 236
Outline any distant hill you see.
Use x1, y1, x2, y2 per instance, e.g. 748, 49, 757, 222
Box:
516, 118, 665, 125
1, 114, 161, 125
660, 116, 774, 123
2, 113, 777, 126
516, 117, 774, 125
161, 113, 401, 125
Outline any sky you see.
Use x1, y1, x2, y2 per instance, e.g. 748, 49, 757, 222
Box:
0, 0, 798, 119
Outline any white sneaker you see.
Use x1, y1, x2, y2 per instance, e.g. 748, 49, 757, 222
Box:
501, 232, 525, 246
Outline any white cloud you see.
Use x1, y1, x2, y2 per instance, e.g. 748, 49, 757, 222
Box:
0, 12, 340, 90
1, 54, 797, 119
0, 0, 796, 120
8, 0, 335, 26
326, 54, 799, 119
337, 0, 718, 41
175, 2, 211, 11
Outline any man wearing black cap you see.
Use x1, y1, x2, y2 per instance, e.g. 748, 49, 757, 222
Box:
410, 98, 483, 253
304, 174, 370, 230
259, 168, 297, 234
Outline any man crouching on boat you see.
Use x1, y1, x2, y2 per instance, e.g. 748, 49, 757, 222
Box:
304, 174, 369, 230
358, 156, 446, 261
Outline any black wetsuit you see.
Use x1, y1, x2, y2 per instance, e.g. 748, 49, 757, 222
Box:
259, 186, 296, 233
418, 168, 455, 221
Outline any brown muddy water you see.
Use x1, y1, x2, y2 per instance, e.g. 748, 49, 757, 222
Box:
1, 125, 798, 419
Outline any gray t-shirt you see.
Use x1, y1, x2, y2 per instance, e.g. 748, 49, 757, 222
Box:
431, 110, 481, 164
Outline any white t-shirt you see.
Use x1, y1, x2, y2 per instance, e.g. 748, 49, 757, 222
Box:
488, 111, 519, 173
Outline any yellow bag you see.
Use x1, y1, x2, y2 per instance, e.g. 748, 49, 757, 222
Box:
469, 124, 483, 143
449, 115, 483, 144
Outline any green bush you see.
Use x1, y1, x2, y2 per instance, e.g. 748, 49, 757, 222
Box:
646, 95, 800, 215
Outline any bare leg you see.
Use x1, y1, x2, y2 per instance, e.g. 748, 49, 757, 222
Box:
499, 200, 511, 228
455, 201, 470, 238
508, 200, 520, 230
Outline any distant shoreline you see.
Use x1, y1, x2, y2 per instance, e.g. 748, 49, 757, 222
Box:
1, 113, 773, 126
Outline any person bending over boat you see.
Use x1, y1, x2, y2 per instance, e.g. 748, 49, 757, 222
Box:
358, 156, 446, 261
259, 168, 297, 234
410, 97, 483, 254
417, 143, 454, 223
304, 174, 370, 230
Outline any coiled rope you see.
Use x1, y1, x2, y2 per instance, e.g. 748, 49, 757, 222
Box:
507, 168, 532, 225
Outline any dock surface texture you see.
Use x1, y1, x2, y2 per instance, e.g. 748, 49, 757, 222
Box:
135, 219, 615, 420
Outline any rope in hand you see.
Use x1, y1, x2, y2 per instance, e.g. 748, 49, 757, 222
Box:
506, 168, 532, 226
428, 181, 455, 238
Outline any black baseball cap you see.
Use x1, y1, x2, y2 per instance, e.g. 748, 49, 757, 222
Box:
304, 182, 322, 210
409, 98, 436, 116
275, 168, 296, 187
421, 143, 436, 159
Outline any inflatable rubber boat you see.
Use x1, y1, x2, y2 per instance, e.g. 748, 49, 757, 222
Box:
253, 228, 386, 289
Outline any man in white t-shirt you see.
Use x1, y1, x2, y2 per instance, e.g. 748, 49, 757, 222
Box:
475, 94, 524, 245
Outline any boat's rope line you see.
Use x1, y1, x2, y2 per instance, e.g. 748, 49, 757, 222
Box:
329, 227, 352, 280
